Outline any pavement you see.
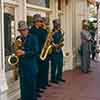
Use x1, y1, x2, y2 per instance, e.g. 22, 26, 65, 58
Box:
38, 61, 100, 100
7, 61, 100, 100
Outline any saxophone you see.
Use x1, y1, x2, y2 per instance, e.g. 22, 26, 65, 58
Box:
59, 28, 64, 47
8, 37, 22, 66
40, 31, 53, 61
52, 28, 64, 48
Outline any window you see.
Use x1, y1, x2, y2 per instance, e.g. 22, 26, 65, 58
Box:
27, 0, 50, 8
58, 0, 61, 10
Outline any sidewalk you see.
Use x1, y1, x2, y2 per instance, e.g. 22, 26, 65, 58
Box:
38, 61, 100, 100
7, 61, 100, 100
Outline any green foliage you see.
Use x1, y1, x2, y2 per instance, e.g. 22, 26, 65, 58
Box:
27, 16, 33, 28
88, 21, 96, 37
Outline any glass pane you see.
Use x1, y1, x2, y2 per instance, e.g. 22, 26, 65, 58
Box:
27, 0, 50, 8
58, 0, 61, 10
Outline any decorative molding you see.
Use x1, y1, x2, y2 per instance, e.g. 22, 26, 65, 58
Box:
27, 4, 52, 13
4, 1, 19, 7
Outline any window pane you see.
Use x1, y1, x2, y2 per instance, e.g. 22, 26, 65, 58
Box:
27, 0, 49, 8
58, 0, 61, 10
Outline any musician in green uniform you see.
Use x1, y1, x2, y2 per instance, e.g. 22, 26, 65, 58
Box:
39, 17, 51, 89
29, 14, 45, 97
16, 21, 39, 100
50, 19, 65, 84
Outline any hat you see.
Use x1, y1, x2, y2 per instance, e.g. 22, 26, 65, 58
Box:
33, 14, 43, 23
82, 19, 88, 26
42, 17, 49, 25
53, 19, 60, 25
18, 21, 28, 31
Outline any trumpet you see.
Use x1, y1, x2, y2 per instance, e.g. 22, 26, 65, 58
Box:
8, 38, 22, 66
40, 31, 53, 61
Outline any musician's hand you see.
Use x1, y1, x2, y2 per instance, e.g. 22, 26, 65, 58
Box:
52, 43, 59, 48
55, 44, 60, 48
47, 37, 53, 43
16, 50, 25, 56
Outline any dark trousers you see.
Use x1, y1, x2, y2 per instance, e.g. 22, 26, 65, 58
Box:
20, 76, 37, 100
37, 59, 49, 90
92, 52, 96, 60
80, 43, 90, 73
51, 51, 63, 81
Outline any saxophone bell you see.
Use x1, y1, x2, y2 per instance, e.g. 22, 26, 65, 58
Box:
8, 38, 22, 66
8, 54, 19, 66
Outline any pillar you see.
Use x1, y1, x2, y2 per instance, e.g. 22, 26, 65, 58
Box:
0, 0, 8, 100
63, 0, 88, 70
15, 0, 27, 36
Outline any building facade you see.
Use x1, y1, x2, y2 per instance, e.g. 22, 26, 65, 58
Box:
0, 0, 89, 99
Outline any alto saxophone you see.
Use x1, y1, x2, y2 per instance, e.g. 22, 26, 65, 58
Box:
59, 28, 64, 47
8, 38, 22, 66
40, 31, 53, 61
52, 28, 64, 48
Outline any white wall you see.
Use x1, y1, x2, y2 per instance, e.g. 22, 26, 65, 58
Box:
0, 0, 8, 100
63, 0, 89, 70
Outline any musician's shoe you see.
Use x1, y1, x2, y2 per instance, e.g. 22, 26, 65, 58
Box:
58, 79, 66, 83
37, 89, 44, 93
37, 93, 42, 98
48, 84, 52, 87
40, 86, 47, 90
50, 80, 59, 84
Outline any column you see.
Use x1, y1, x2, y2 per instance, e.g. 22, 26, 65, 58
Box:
75, 0, 88, 66
15, 0, 27, 36
63, 0, 88, 70
0, 0, 8, 100
64, 0, 73, 70
49, 0, 58, 29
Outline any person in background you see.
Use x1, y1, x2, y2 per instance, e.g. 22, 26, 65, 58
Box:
91, 36, 97, 61
16, 21, 39, 100
50, 19, 65, 84
80, 20, 91, 73
89, 27, 97, 61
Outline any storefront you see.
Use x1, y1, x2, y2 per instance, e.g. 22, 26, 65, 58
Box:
0, 0, 89, 99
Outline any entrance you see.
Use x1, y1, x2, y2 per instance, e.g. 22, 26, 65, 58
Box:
4, 5, 20, 99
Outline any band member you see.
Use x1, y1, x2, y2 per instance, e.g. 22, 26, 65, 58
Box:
29, 14, 44, 96
16, 21, 39, 100
39, 17, 51, 89
50, 19, 65, 84
80, 20, 91, 73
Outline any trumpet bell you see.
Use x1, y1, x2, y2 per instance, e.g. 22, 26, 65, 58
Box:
8, 54, 19, 66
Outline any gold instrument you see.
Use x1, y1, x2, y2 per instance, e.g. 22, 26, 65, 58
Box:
8, 38, 22, 66
40, 31, 53, 61
40, 28, 64, 61
53, 28, 64, 48
59, 28, 64, 47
